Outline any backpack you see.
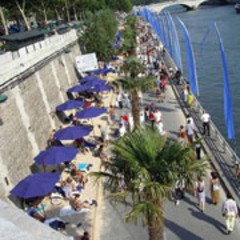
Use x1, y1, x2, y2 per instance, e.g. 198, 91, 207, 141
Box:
197, 182, 204, 193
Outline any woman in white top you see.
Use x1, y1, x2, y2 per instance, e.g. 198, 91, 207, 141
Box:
154, 109, 162, 123
195, 176, 206, 212
128, 114, 134, 132
140, 111, 145, 129
156, 120, 166, 136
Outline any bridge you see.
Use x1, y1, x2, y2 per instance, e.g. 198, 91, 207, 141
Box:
147, 0, 209, 12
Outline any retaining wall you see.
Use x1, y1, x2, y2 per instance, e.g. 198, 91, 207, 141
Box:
0, 37, 81, 201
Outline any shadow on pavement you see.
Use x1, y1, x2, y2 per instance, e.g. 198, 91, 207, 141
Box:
188, 208, 226, 234
165, 218, 204, 240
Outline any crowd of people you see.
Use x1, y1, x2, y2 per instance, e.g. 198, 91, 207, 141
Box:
22, 12, 239, 239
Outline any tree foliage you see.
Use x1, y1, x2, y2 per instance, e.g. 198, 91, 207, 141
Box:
91, 128, 208, 240
81, 9, 117, 62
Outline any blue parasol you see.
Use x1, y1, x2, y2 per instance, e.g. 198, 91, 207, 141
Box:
84, 79, 106, 87
75, 107, 107, 119
88, 85, 113, 93
10, 172, 61, 199
67, 85, 90, 93
86, 68, 115, 75
54, 126, 92, 140
34, 146, 78, 165
56, 100, 84, 111
79, 76, 101, 84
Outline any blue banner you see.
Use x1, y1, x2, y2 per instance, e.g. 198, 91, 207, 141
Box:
214, 23, 235, 139
176, 17, 199, 96
160, 15, 167, 47
165, 13, 173, 57
168, 13, 182, 71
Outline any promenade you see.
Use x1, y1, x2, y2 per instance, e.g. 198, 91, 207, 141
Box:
94, 75, 240, 240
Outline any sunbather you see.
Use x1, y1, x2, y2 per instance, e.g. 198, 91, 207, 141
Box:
71, 194, 97, 211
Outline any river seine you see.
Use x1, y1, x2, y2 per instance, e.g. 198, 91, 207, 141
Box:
167, 5, 240, 156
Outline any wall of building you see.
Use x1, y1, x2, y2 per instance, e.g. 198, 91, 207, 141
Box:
0, 40, 81, 202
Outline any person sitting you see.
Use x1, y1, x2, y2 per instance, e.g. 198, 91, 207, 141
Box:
27, 202, 46, 222
71, 168, 88, 189
71, 194, 97, 211
62, 177, 76, 199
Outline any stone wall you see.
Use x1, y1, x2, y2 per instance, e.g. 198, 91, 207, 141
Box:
0, 42, 81, 202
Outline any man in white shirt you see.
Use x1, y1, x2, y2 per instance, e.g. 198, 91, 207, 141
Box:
201, 110, 210, 136
222, 193, 238, 234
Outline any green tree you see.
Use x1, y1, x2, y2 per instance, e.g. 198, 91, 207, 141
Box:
14, 0, 31, 30
91, 128, 208, 240
81, 9, 117, 62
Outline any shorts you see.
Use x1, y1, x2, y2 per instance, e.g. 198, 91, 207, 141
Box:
111, 115, 116, 121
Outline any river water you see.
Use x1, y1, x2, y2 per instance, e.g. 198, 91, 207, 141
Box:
166, 5, 240, 156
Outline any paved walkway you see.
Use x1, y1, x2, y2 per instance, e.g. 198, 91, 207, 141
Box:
95, 80, 240, 240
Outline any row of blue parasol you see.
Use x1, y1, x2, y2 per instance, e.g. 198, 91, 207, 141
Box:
10, 72, 114, 199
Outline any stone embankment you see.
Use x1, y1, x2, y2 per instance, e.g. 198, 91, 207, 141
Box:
0, 30, 81, 202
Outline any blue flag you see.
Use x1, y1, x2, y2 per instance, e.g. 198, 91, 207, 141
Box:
176, 17, 199, 96
165, 12, 173, 57
168, 13, 182, 71
214, 23, 235, 139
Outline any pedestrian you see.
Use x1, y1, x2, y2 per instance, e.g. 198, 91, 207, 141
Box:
140, 111, 145, 129
109, 105, 116, 126
119, 123, 126, 137
183, 87, 188, 103
195, 136, 202, 160
149, 110, 155, 129
187, 92, 193, 108
201, 110, 210, 136
117, 92, 123, 109
186, 119, 196, 143
222, 193, 238, 234
155, 120, 165, 136
175, 69, 182, 85
195, 176, 206, 212
98, 125, 109, 147
178, 125, 188, 143
128, 113, 134, 132
209, 171, 220, 205
123, 91, 130, 108
159, 78, 167, 103
175, 178, 185, 206
154, 109, 162, 123
149, 101, 156, 112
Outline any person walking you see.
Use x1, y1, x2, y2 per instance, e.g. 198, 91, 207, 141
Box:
117, 92, 123, 109
209, 171, 220, 205
201, 110, 210, 136
109, 105, 116, 126
195, 176, 206, 212
175, 178, 185, 206
195, 136, 202, 160
186, 119, 196, 143
222, 193, 238, 234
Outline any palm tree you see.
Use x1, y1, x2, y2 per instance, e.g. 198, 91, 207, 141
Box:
117, 56, 155, 125
121, 16, 137, 56
91, 127, 208, 240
